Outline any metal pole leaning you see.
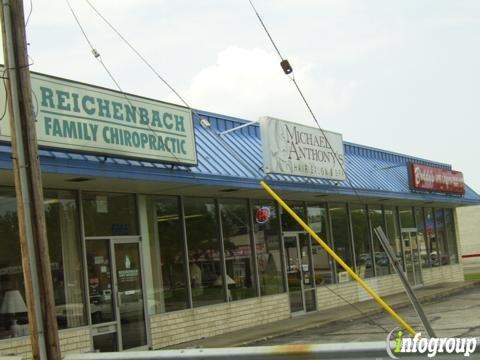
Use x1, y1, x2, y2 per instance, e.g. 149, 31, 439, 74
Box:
260, 180, 417, 336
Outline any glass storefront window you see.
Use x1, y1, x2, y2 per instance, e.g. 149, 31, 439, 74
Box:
184, 198, 224, 307
82, 192, 138, 236
435, 209, 449, 265
424, 208, 439, 266
0, 188, 86, 340
0, 188, 26, 338
351, 204, 374, 278
220, 200, 256, 301
384, 206, 403, 268
307, 204, 333, 285
369, 205, 390, 276
444, 209, 459, 264
399, 207, 423, 284
281, 202, 306, 232
154, 196, 188, 312
329, 203, 353, 282
44, 190, 86, 329
414, 208, 430, 268
252, 201, 284, 296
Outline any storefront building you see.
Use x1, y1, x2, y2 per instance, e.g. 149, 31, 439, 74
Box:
457, 205, 480, 269
0, 71, 479, 357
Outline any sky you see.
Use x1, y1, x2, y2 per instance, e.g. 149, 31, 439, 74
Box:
2, 0, 479, 193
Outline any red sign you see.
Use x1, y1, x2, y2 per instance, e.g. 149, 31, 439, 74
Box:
410, 163, 464, 195
255, 207, 271, 224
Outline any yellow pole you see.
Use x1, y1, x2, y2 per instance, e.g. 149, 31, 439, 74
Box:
260, 180, 416, 336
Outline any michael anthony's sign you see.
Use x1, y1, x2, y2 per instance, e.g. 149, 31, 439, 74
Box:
260, 116, 345, 180
0, 67, 197, 165
410, 163, 464, 195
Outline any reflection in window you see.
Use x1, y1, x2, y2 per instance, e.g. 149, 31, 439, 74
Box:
307, 204, 333, 285
82, 192, 138, 236
351, 204, 374, 278
329, 203, 353, 282
399, 207, 415, 228
444, 209, 459, 264
281, 202, 305, 232
435, 209, 449, 265
399, 207, 423, 284
384, 206, 403, 269
424, 208, 439, 266
369, 205, 390, 276
45, 190, 86, 329
0, 188, 27, 338
220, 200, 255, 301
0, 188, 86, 340
252, 201, 284, 296
155, 197, 188, 312
415, 208, 430, 268
86, 240, 114, 325
184, 198, 224, 307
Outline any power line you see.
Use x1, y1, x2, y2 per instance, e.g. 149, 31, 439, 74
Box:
247, 0, 351, 190
0, 68, 9, 122
247, 0, 395, 335
247, 0, 284, 60
64, 0, 187, 168
25, 0, 33, 27
80, 0, 263, 176
84, 0, 190, 109
67, 0, 391, 334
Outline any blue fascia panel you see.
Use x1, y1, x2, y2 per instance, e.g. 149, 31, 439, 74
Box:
2, 109, 480, 206
265, 179, 480, 205
38, 156, 261, 189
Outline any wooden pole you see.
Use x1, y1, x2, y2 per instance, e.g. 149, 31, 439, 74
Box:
0, 0, 61, 359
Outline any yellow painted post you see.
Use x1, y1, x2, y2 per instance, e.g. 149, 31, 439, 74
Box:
260, 180, 416, 336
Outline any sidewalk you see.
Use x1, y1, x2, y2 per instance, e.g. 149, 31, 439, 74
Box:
168, 281, 479, 349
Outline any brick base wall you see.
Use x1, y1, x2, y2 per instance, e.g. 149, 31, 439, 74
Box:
150, 293, 290, 349
316, 264, 464, 310
316, 274, 404, 310
0, 266, 463, 357
0, 327, 91, 359
422, 264, 464, 284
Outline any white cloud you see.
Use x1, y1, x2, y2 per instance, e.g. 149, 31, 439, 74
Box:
173, 46, 358, 126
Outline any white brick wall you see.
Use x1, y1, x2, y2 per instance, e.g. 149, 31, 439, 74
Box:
456, 206, 480, 257
0, 327, 91, 359
315, 274, 404, 310
316, 264, 463, 310
422, 264, 464, 284
150, 293, 290, 349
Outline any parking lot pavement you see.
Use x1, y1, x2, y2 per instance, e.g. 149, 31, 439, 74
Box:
255, 287, 480, 345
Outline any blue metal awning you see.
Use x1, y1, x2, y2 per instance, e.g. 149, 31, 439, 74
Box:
1, 109, 479, 205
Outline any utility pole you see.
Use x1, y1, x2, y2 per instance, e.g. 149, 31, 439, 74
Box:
0, 1, 61, 359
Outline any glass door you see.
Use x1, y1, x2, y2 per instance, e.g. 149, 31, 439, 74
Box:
299, 233, 316, 312
285, 234, 303, 313
401, 229, 423, 287
284, 233, 317, 314
113, 241, 147, 350
86, 238, 148, 352
86, 240, 117, 351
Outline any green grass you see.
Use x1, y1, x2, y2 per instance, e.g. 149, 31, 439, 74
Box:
464, 272, 480, 281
